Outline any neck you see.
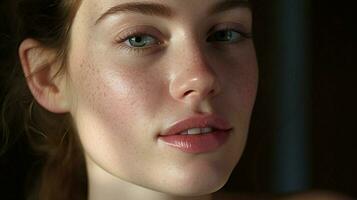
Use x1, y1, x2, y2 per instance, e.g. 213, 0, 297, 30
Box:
86, 157, 213, 200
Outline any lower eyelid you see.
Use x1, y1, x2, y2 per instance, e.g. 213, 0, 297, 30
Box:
117, 41, 166, 56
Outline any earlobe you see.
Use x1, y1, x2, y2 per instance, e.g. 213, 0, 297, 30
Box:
19, 38, 70, 113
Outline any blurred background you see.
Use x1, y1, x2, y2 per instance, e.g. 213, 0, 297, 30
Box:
1, 0, 356, 199
225, 0, 356, 198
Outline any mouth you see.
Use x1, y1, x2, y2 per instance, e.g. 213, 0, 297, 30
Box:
177, 127, 219, 135
158, 114, 233, 154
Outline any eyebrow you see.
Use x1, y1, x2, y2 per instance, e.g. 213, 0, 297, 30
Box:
95, 2, 173, 25
208, 0, 251, 15
95, 0, 250, 25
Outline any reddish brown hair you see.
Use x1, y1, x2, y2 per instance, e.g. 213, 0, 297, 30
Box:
1, 0, 87, 199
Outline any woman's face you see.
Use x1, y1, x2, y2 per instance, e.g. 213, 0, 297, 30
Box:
67, 0, 258, 196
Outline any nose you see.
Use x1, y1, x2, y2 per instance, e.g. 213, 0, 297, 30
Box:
169, 44, 221, 106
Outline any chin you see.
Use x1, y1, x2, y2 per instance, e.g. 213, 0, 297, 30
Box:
153, 160, 235, 197
165, 173, 230, 197
148, 141, 243, 197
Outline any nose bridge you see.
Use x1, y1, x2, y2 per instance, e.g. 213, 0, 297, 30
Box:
169, 37, 220, 104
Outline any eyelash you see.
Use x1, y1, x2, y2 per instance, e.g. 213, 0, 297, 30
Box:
116, 28, 252, 54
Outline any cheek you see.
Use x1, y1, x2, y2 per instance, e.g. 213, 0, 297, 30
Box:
71, 59, 161, 121
218, 43, 258, 111
235, 52, 258, 109
68, 59, 164, 171
211, 43, 258, 138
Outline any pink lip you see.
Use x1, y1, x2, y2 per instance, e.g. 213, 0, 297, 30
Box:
158, 114, 233, 153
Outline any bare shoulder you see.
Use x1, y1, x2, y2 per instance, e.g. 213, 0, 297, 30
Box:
214, 191, 354, 200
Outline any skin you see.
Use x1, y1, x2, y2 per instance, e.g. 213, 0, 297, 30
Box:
21, 0, 257, 199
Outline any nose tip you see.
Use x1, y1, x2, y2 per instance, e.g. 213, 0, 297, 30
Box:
170, 65, 221, 104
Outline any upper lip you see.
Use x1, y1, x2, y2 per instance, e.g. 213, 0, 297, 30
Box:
159, 114, 233, 136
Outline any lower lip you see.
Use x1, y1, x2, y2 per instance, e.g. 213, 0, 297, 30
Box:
158, 130, 231, 154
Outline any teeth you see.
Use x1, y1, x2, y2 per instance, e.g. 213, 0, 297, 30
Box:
180, 127, 214, 135
201, 127, 213, 133
188, 128, 201, 135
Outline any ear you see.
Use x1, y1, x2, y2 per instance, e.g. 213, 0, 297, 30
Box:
19, 38, 70, 113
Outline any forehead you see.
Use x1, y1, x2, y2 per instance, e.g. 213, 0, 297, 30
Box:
76, 0, 250, 26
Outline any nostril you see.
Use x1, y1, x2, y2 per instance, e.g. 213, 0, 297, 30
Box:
208, 89, 215, 96
183, 90, 194, 96
183, 88, 216, 98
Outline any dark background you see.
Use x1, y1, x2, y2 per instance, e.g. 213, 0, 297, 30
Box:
225, 0, 356, 197
1, 0, 356, 199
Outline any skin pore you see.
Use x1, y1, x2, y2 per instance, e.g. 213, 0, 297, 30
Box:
20, 0, 258, 199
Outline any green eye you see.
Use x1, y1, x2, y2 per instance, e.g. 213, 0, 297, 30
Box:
126, 35, 157, 48
207, 30, 243, 43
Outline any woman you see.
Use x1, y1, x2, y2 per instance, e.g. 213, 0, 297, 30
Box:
0, 0, 352, 200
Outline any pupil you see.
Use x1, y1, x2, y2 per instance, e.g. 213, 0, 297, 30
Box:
218, 32, 226, 38
134, 37, 143, 43
217, 31, 233, 40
